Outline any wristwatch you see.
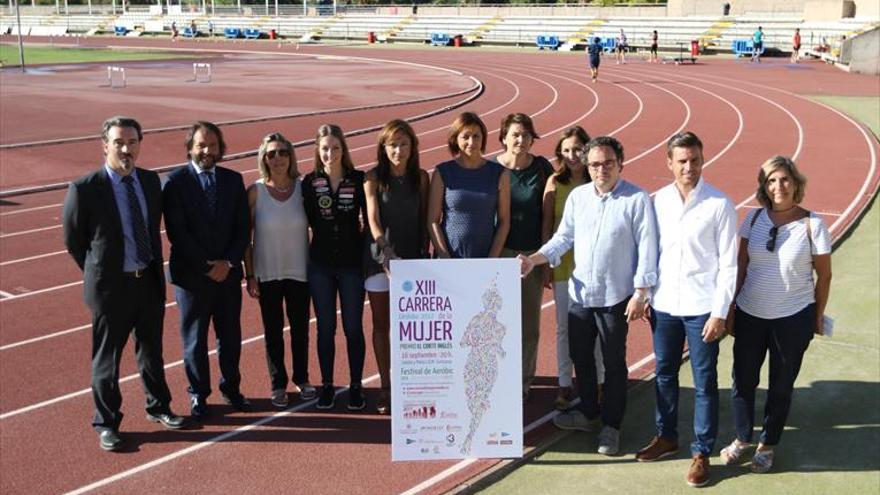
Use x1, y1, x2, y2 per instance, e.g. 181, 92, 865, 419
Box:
632, 291, 650, 304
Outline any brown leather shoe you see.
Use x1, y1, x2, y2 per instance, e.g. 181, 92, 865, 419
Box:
686, 454, 710, 487
635, 436, 679, 462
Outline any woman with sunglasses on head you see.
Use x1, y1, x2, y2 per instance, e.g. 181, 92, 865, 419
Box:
364, 119, 430, 415
302, 124, 368, 412
541, 126, 604, 410
244, 133, 314, 409
720, 156, 832, 473
428, 112, 510, 260
494, 113, 554, 401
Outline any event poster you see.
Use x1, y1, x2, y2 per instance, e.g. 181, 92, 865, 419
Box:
390, 258, 522, 461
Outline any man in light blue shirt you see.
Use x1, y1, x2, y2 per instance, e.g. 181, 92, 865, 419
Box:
519, 136, 658, 456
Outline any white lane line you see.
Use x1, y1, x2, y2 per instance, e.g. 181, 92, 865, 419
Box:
61, 372, 381, 495
0, 290, 15, 298
0, 249, 68, 266
0, 224, 61, 238
0, 280, 83, 301
399, 352, 657, 495
0, 202, 64, 216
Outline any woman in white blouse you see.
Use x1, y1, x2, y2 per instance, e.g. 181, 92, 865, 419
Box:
244, 133, 315, 409
720, 156, 832, 473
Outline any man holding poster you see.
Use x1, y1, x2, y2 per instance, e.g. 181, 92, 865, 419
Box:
519, 136, 658, 456
390, 258, 522, 461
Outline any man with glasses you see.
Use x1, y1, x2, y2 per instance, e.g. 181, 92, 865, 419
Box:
63, 116, 186, 452
634, 132, 737, 487
519, 136, 658, 456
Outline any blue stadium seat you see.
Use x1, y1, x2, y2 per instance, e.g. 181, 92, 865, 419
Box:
224, 27, 242, 39
114, 26, 128, 36
602, 37, 617, 53
244, 28, 262, 39
182, 27, 198, 38
536, 35, 560, 50
732, 39, 752, 57
431, 32, 451, 46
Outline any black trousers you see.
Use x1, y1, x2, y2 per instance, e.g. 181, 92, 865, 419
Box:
257, 278, 311, 391
568, 298, 630, 429
91, 272, 171, 431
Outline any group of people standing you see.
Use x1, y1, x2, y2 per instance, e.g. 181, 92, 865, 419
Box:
519, 130, 831, 486
64, 113, 831, 489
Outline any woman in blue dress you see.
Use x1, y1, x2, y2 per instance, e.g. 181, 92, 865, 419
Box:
427, 112, 511, 259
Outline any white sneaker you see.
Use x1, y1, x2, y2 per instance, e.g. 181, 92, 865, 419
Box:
270, 389, 289, 408
553, 410, 601, 432
598, 425, 620, 455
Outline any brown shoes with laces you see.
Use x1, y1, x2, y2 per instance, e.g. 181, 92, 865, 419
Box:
686, 454, 711, 487
635, 436, 679, 462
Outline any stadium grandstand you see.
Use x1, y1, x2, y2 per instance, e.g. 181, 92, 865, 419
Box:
1, 0, 878, 69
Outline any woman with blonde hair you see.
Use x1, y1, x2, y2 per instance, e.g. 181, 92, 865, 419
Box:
244, 133, 314, 408
364, 119, 429, 414
720, 156, 832, 473
302, 124, 368, 411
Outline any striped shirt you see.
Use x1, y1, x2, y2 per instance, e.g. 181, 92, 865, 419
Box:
539, 179, 658, 308
736, 209, 831, 319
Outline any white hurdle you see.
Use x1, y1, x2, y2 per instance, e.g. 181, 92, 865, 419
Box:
191, 62, 212, 83
106, 66, 126, 88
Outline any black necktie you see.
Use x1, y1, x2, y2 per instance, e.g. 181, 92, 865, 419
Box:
204, 172, 217, 215
121, 175, 152, 266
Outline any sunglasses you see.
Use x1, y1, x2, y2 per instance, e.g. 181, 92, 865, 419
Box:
766, 225, 779, 252
265, 149, 290, 159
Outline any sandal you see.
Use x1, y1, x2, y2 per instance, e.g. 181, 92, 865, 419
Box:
376, 388, 391, 415
751, 448, 774, 473
720, 439, 752, 465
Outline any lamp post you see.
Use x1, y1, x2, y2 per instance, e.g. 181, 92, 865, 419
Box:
14, 0, 25, 72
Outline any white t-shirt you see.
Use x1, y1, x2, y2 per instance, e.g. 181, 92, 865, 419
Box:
736, 209, 831, 319
253, 179, 309, 282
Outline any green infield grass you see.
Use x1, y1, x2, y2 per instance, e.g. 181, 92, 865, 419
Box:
0, 44, 194, 66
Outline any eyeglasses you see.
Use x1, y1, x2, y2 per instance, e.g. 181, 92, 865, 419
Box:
266, 149, 290, 159
588, 160, 618, 170
766, 225, 779, 252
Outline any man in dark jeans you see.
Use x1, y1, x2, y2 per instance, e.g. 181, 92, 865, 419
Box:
519, 136, 658, 456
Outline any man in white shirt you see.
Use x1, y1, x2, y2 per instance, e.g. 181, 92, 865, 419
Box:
634, 132, 737, 487
519, 136, 658, 456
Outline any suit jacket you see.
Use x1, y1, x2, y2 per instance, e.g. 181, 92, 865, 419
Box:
162, 163, 250, 290
62, 167, 166, 312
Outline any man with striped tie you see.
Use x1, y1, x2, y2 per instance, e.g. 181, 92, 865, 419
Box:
63, 116, 186, 452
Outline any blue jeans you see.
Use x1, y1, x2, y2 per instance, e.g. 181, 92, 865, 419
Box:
308, 261, 365, 386
651, 310, 719, 456
731, 305, 814, 446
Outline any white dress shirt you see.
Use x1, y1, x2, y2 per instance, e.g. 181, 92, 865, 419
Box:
539, 179, 658, 308
652, 178, 738, 319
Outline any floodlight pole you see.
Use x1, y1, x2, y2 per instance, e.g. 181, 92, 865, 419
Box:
14, 0, 25, 72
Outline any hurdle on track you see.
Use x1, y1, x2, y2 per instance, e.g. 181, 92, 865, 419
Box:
190, 62, 212, 83
105, 66, 126, 88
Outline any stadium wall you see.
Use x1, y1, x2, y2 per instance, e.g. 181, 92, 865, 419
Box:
382, 5, 669, 18
668, 0, 878, 20
841, 25, 880, 75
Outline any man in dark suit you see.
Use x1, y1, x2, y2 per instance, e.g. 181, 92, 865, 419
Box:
163, 121, 251, 419
63, 116, 186, 452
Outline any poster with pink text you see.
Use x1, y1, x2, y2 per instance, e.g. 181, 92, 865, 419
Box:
390, 259, 522, 461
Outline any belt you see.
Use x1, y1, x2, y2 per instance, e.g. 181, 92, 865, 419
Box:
123, 266, 151, 278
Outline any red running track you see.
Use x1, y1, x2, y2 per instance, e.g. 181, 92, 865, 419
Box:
0, 37, 878, 495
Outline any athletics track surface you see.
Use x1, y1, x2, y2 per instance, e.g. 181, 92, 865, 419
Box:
0, 37, 878, 495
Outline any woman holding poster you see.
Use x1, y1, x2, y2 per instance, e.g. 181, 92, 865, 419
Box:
364, 120, 430, 414
428, 112, 511, 259
302, 124, 368, 412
